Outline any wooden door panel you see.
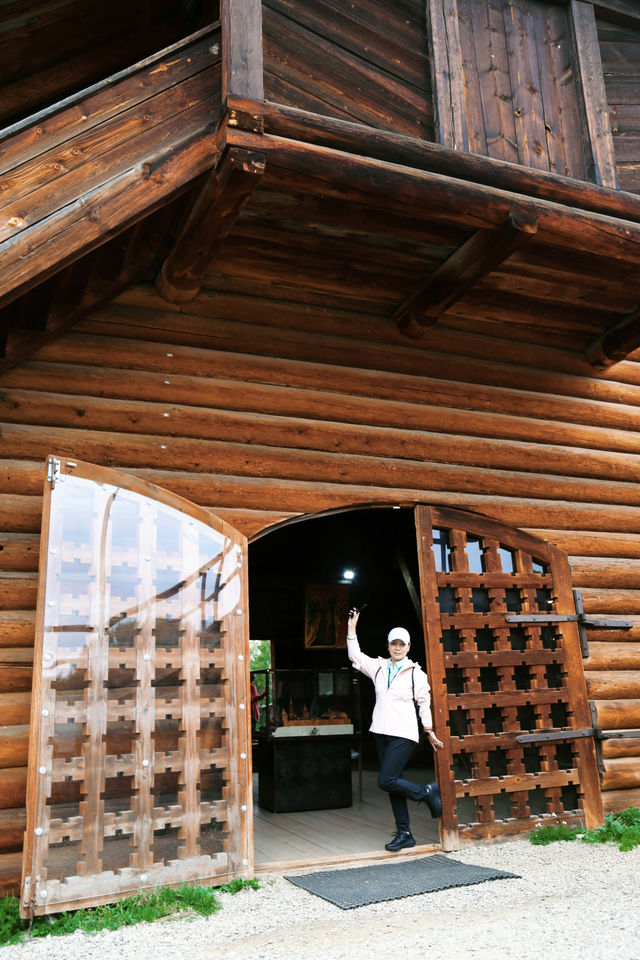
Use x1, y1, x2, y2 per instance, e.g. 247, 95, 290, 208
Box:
21, 456, 251, 917
416, 505, 603, 849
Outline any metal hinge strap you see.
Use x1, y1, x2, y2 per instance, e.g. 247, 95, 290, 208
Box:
505, 615, 633, 627
516, 728, 595, 744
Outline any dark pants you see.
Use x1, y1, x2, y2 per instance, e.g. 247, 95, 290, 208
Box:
375, 733, 426, 833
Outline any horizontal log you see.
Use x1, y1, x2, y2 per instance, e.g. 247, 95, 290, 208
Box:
580, 589, 640, 614
0, 534, 40, 571
0, 693, 31, 725
0, 726, 29, 769
1, 73, 220, 244
569, 557, 640, 589
229, 128, 640, 266
602, 757, 640, 791
0, 808, 26, 854
7, 391, 640, 489
0, 612, 35, 648
10, 358, 640, 454
529, 530, 640, 558
0, 460, 48, 495
592, 698, 640, 729
585, 671, 640, 699
1, 26, 220, 164
602, 737, 640, 759
586, 623, 640, 644
0, 851, 21, 896
585, 643, 640, 670
4, 431, 640, 526
602, 785, 640, 813
0, 767, 27, 809
0, 103, 223, 310
93, 470, 640, 534
5, 422, 640, 506
0, 573, 38, 611
38, 318, 640, 408
0, 495, 43, 533
233, 97, 640, 225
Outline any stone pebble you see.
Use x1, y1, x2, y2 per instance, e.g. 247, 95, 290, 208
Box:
2, 838, 638, 960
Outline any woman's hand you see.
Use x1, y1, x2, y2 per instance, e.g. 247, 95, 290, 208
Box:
347, 607, 360, 635
425, 729, 444, 750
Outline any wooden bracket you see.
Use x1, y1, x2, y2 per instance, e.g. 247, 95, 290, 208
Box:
584, 305, 640, 369
155, 147, 265, 303
394, 210, 538, 338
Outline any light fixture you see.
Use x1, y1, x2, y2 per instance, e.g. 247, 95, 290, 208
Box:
342, 569, 355, 581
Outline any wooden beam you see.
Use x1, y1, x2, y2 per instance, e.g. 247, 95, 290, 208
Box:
227, 128, 640, 265
230, 97, 640, 224
221, 0, 264, 101
569, 0, 619, 190
592, 0, 640, 29
155, 147, 265, 303
394, 211, 539, 338
426, 0, 468, 151
0, 206, 179, 375
585, 305, 640, 370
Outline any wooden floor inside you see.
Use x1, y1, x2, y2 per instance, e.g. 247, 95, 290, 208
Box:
253, 767, 441, 872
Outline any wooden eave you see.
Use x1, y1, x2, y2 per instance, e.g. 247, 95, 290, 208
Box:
3, 7, 640, 372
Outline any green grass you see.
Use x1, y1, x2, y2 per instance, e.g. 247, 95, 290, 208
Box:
530, 806, 640, 852
0, 878, 260, 947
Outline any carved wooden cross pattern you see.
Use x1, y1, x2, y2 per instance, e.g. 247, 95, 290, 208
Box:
416, 505, 603, 848
21, 458, 251, 916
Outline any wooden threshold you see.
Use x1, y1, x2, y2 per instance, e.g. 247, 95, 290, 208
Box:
254, 841, 442, 876
252, 767, 442, 874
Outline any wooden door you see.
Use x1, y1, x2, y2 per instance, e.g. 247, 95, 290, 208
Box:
416, 505, 603, 850
21, 456, 252, 917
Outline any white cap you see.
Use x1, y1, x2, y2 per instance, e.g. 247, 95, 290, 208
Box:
387, 627, 410, 645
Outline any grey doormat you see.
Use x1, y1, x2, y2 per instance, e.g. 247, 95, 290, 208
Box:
285, 854, 520, 909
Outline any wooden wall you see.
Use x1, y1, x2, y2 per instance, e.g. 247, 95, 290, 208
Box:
598, 14, 640, 193
454, 0, 589, 178
1, 285, 640, 892
261, 0, 434, 140
0, 0, 213, 130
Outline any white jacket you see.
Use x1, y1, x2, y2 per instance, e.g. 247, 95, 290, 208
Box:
348, 636, 433, 743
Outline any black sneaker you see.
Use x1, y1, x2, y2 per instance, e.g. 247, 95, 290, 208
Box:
421, 782, 442, 818
384, 830, 416, 852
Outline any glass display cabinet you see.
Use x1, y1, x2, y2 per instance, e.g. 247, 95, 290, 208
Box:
254, 668, 357, 812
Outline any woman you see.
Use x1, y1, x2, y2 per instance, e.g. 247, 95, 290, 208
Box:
347, 606, 444, 851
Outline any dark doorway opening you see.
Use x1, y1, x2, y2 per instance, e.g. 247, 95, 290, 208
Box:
248, 506, 439, 867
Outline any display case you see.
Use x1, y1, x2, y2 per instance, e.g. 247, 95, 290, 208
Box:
254, 668, 357, 813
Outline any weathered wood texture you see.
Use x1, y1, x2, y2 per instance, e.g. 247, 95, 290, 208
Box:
261, 0, 434, 139
0, 0, 213, 130
440, 0, 590, 179
569, 0, 619, 188
597, 15, 640, 193
0, 28, 223, 315
1, 273, 640, 863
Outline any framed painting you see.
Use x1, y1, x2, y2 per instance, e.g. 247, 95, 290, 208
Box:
304, 583, 350, 648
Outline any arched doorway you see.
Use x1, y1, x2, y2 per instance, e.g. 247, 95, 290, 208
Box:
249, 503, 603, 867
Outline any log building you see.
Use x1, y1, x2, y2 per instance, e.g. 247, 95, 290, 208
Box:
1, 0, 640, 913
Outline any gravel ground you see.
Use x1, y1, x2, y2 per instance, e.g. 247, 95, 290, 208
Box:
2, 838, 638, 960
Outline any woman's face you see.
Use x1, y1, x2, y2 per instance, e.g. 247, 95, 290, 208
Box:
388, 640, 409, 662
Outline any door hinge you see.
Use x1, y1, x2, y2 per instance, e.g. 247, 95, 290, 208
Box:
47, 457, 61, 488
516, 728, 596, 744
505, 589, 633, 659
